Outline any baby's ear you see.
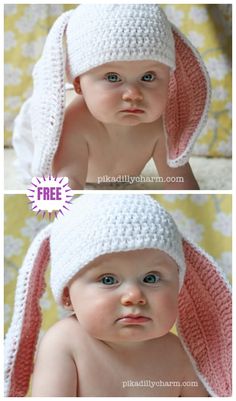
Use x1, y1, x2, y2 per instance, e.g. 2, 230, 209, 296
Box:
73, 76, 82, 95
62, 287, 73, 310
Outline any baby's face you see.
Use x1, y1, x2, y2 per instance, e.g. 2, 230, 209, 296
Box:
76, 60, 170, 127
66, 249, 179, 345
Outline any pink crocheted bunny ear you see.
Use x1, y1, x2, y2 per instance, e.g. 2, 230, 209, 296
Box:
177, 239, 232, 397
30, 10, 73, 176
164, 26, 211, 167
4, 225, 51, 397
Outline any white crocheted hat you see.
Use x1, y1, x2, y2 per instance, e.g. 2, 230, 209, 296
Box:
13, 4, 211, 178
4, 194, 231, 397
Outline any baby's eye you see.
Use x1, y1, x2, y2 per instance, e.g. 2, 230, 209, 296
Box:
143, 272, 160, 284
105, 73, 122, 83
142, 72, 156, 82
100, 275, 118, 285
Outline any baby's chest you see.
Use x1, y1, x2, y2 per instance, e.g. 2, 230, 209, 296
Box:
87, 131, 157, 174
75, 353, 182, 396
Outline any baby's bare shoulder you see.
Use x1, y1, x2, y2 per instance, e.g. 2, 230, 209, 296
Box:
163, 333, 208, 396
45, 314, 80, 334
161, 333, 194, 368
160, 332, 186, 354
153, 333, 208, 396
39, 315, 80, 351
151, 333, 191, 375
32, 316, 79, 396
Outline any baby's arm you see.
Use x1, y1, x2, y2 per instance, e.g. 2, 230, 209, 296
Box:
31, 321, 78, 396
152, 134, 199, 190
52, 100, 88, 190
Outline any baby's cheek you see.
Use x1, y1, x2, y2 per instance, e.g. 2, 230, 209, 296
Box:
155, 291, 178, 328
79, 296, 115, 336
162, 288, 178, 310
86, 97, 114, 122
151, 85, 169, 105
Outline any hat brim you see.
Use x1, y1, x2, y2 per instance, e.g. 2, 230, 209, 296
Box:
177, 238, 232, 396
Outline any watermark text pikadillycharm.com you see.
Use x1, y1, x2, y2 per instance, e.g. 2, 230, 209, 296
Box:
26, 176, 73, 219
122, 379, 199, 389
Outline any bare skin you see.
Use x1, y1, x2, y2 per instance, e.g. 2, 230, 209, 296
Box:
32, 250, 208, 396
52, 61, 199, 190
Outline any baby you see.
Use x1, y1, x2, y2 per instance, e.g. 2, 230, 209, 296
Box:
13, 4, 211, 190
4, 195, 231, 397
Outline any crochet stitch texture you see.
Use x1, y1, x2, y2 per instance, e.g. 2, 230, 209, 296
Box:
50, 194, 185, 304
66, 4, 176, 80
4, 226, 51, 397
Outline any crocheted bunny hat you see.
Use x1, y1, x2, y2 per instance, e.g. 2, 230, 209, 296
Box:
4, 194, 231, 397
13, 4, 211, 179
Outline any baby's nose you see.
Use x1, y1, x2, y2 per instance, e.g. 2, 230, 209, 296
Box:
122, 85, 143, 102
121, 284, 146, 306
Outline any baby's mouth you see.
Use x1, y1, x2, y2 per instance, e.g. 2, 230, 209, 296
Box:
116, 314, 151, 324
121, 109, 144, 114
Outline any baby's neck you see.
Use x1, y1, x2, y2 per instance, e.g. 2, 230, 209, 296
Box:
101, 116, 163, 139
102, 334, 169, 355
102, 122, 142, 138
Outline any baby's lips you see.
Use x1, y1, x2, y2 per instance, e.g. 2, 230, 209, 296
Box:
116, 314, 152, 323
121, 109, 144, 114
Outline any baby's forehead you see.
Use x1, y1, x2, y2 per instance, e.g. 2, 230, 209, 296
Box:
95, 60, 169, 72
81, 249, 178, 274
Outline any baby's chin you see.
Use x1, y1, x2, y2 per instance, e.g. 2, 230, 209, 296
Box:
98, 115, 161, 127
95, 333, 170, 349
119, 114, 161, 125
93, 327, 171, 345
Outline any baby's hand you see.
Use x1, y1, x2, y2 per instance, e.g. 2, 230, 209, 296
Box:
68, 176, 84, 190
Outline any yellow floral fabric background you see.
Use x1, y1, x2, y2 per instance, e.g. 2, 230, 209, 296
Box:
4, 4, 232, 157
4, 194, 232, 337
